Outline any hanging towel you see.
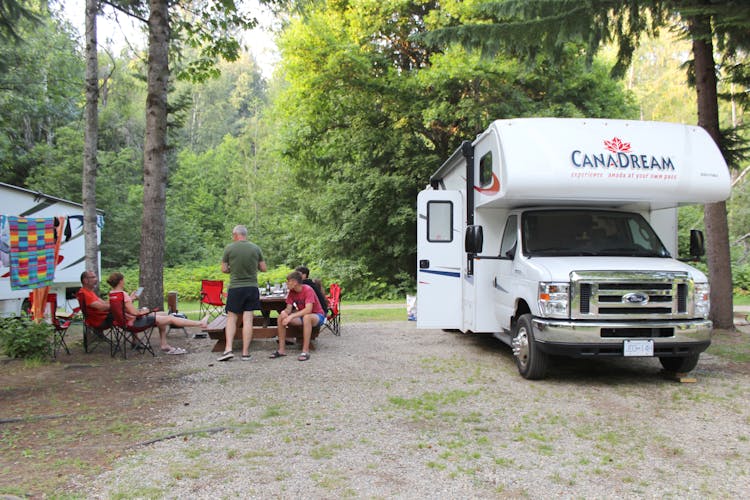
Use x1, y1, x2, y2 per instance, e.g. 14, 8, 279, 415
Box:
31, 217, 65, 322
8, 217, 57, 291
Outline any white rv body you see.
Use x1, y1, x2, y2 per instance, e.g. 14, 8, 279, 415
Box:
0, 183, 103, 316
417, 118, 731, 379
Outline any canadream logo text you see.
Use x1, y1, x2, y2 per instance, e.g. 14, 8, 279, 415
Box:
571, 137, 675, 170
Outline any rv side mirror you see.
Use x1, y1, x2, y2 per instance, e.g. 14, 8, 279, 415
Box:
689, 229, 705, 259
465, 225, 484, 254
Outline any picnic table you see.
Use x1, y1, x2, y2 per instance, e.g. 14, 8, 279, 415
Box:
205, 294, 320, 352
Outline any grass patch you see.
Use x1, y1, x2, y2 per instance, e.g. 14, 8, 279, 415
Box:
344, 307, 405, 322
387, 389, 478, 419
707, 342, 750, 363
112, 486, 163, 499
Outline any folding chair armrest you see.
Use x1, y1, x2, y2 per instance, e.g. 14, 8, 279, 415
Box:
135, 307, 160, 317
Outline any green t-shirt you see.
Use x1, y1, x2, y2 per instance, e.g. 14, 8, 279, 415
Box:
222, 240, 264, 289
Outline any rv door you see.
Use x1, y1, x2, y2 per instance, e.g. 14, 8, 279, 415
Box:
416, 190, 463, 329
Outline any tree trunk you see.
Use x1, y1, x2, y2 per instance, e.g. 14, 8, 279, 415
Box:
139, 0, 169, 308
83, 0, 99, 282
690, 15, 734, 329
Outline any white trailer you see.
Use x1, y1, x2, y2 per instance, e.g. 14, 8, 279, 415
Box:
0, 183, 103, 316
417, 118, 731, 379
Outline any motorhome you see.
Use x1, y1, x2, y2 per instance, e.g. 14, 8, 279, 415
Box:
0, 183, 103, 316
416, 118, 731, 379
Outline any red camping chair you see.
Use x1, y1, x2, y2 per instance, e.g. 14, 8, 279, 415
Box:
77, 289, 117, 356
109, 291, 156, 359
47, 293, 78, 357
199, 280, 226, 320
322, 283, 341, 336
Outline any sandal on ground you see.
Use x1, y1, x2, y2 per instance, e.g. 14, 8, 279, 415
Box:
217, 351, 233, 361
163, 346, 187, 355
269, 350, 287, 359
297, 352, 310, 362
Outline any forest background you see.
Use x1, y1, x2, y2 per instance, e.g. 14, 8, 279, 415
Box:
1, 0, 749, 301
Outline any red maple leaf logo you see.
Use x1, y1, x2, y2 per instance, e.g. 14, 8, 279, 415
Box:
604, 137, 631, 153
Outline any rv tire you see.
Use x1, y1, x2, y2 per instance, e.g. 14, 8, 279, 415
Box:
659, 354, 700, 373
511, 314, 548, 380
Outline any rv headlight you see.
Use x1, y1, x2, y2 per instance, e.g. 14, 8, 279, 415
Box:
694, 282, 710, 319
538, 282, 570, 318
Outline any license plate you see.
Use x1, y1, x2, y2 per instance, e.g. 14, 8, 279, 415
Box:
623, 339, 654, 357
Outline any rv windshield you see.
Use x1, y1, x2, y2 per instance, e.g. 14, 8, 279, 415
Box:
521, 209, 670, 258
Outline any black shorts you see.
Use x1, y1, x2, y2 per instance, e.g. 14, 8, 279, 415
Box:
225, 286, 261, 313
132, 315, 156, 328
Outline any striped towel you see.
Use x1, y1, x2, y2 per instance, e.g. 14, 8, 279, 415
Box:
9, 217, 57, 290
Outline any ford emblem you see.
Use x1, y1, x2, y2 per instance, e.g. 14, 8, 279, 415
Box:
623, 292, 649, 305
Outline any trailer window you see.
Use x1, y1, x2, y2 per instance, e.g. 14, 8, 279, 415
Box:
479, 152, 493, 187
427, 201, 453, 242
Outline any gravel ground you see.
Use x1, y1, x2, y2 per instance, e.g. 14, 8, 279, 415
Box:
74, 321, 749, 499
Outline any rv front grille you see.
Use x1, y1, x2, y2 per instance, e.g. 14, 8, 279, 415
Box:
571, 271, 693, 321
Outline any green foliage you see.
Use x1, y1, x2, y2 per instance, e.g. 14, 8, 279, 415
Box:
733, 264, 750, 294
99, 261, 408, 301
101, 264, 298, 302
0, 4, 83, 185
269, 0, 637, 291
0, 317, 52, 360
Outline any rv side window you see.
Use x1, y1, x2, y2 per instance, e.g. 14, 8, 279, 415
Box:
499, 215, 518, 257
427, 201, 453, 242
479, 151, 493, 187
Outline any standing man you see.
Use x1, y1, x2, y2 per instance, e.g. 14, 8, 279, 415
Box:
218, 225, 267, 361
269, 271, 325, 361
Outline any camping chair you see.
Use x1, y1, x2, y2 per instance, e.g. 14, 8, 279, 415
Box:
109, 291, 156, 359
322, 283, 341, 336
76, 289, 118, 356
48, 293, 78, 357
199, 280, 226, 321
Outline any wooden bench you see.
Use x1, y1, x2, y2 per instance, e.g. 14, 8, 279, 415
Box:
205, 313, 320, 352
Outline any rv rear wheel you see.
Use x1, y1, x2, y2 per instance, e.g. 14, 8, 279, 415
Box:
511, 314, 548, 380
659, 354, 700, 373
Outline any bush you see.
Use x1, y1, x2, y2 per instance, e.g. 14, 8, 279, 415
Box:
102, 262, 417, 302
0, 317, 53, 360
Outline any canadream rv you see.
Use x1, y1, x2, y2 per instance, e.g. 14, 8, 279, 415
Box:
416, 118, 731, 379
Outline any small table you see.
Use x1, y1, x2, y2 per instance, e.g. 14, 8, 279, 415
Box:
205, 293, 320, 352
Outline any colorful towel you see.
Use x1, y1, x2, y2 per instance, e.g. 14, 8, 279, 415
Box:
8, 217, 57, 291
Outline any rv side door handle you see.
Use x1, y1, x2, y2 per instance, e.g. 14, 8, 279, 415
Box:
493, 276, 497, 288
419, 259, 429, 269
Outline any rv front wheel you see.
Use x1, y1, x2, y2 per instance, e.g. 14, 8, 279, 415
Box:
659, 354, 700, 373
511, 314, 548, 380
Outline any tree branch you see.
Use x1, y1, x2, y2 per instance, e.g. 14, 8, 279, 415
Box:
99, 0, 148, 24
132, 426, 229, 447
732, 164, 750, 188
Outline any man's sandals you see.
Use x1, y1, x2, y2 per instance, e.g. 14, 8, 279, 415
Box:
269, 350, 286, 359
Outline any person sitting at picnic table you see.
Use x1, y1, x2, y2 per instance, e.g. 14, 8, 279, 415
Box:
106, 272, 209, 355
295, 265, 328, 313
270, 270, 326, 361
79, 270, 112, 328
